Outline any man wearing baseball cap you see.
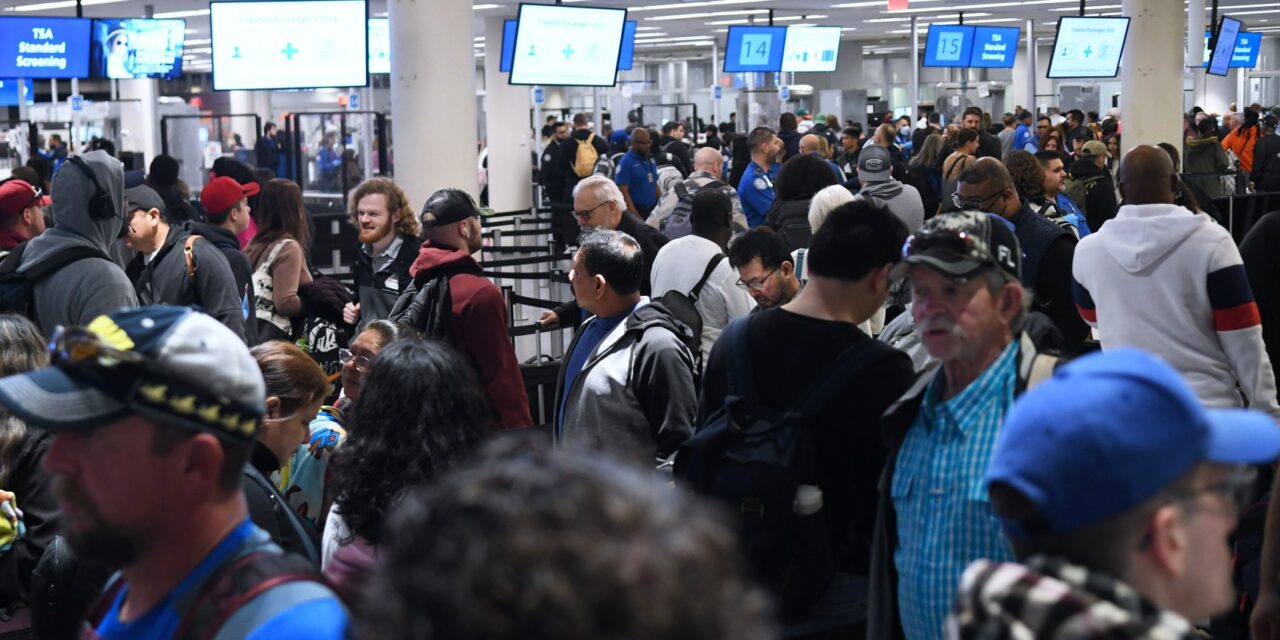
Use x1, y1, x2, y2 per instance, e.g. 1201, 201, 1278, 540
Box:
854, 144, 924, 234
390, 188, 531, 430
194, 175, 260, 345
950, 348, 1280, 638
868, 210, 1062, 640
0, 306, 346, 638
0, 178, 48, 253
122, 184, 247, 343
1067, 138, 1119, 231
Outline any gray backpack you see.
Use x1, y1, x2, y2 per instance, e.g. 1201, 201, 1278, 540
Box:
663, 179, 726, 239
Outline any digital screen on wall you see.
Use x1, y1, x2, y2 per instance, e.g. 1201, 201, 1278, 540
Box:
723, 25, 787, 73
1047, 16, 1130, 78
500, 19, 517, 72
509, 4, 627, 86
923, 25, 975, 68
969, 26, 1019, 68
780, 26, 839, 72
368, 18, 389, 74
0, 79, 34, 106
1200, 30, 1261, 68
1207, 16, 1242, 76
0, 17, 91, 79
504, 19, 634, 73
90, 18, 185, 79
210, 0, 369, 91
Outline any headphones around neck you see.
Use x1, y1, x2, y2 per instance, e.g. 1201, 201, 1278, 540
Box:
62, 156, 117, 223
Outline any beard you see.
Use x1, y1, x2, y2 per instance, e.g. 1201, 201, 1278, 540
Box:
55, 477, 138, 568
358, 219, 394, 245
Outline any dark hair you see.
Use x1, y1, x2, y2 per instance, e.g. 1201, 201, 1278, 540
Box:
148, 154, 180, 189
779, 112, 798, 130
7, 166, 40, 189
727, 226, 792, 270
841, 126, 860, 139
264, 121, 277, 136
1002, 114, 1016, 127
24, 155, 51, 188
331, 340, 492, 544
957, 157, 1012, 189
577, 228, 644, 295
1157, 142, 1181, 170
775, 153, 838, 202
360, 319, 417, 349
927, 112, 941, 124
1018, 111, 1033, 123
962, 106, 984, 119
806, 200, 908, 282
354, 439, 775, 640
1005, 150, 1046, 199
690, 188, 732, 236
1197, 117, 1219, 137
1034, 150, 1064, 167
573, 113, 588, 126
1066, 109, 1085, 126
661, 121, 680, 135
953, 127, 979, 148
747, 126, 775, 154
728, 133, 752, 188
246, 178, 311, 266
541, 124, 555, 139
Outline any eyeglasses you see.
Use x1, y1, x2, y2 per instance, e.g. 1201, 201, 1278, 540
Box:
573, 201, 610, 221
339, 349, 372, 372
952, 186, 1009, 213
1170, 466, 1257, 515
736, 268, 779, 291
49, 326, 145, 370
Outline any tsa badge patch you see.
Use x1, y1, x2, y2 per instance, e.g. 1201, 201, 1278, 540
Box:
753, 177, 767, 190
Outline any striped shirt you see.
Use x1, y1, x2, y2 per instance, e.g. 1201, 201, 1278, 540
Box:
892, 340, 1018, 640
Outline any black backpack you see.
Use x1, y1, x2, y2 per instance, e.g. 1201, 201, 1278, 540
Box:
662, 180, 726, 239
388, 273, 453, 340
657, 254, 723, 372
674, 318, 891, 621
0, 242, 109, 323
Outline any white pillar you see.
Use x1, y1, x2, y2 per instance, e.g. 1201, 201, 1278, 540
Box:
1187, 0, 1207, 109
118, 79, 160, 163
227, 91, 259, 152
390, 0, 478, 206
1120, 0, 1184, 155
483, 16, 532, 213
910, 16, 919, 124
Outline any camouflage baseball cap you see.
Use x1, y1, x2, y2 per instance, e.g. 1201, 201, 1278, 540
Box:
892, 210, 1021, 281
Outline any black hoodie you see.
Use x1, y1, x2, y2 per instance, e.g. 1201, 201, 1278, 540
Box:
186, 221, 257, 345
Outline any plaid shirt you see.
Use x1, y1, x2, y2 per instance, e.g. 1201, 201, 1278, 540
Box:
948, 556, 1201, 639
892, 341, 1018, 640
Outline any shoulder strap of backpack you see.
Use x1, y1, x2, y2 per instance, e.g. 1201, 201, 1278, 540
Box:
82, 572, 128, 635
722, 317, 755, 401
794, 339, 891, 419
10, 243, 109, 281
673, 180, 689, 201
184, 235, 202, 279
688, 254, 725, 300
172, 548, 329, 640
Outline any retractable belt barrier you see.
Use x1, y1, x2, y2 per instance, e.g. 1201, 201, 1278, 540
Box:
481, 254, 571, 269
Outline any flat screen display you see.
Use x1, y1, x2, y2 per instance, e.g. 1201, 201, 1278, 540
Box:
0, 79, 34, 107
781, 26, 839, 72
724, 25, 787, 73
91, 18, 185, 79
618, 21, 637, 71
368, 18, 388, 74
1208, 16, 1242, 76
1047, 16, 1130, 78
1201, 30, 1261, 68
0, 17, 91, 79
500, 19, 517, 72
969, 26, 1019, 68
210, 0, 368, 91
923, 25, 974, 68
509, 3, 627, 87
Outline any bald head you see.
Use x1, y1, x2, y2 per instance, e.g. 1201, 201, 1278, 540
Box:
692, 146, 723, 175
799, 134, 822, 155
1118, 145, 1178, 206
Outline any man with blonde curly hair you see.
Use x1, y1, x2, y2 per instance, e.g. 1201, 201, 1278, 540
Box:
343, 177, 423, 331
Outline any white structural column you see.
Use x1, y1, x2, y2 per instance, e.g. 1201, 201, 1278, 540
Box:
1187, 0, 1207, 109
1120, 0, 1185, 156
118, 79, 161, 163
390, 0, 478, 207
483, 16, 533, 212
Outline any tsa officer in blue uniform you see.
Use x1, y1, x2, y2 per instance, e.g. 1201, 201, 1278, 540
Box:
737, 127, 783, 228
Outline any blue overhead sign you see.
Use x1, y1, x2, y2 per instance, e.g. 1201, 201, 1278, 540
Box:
0, 17, 91, 79
0, 79, 33, 106
969, 26, 1019, 68
723, 25, 787, 73
1202, 30, 1261, 69
923, 25, 975, 68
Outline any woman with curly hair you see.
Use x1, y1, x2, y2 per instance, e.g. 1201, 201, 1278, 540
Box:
323, 339, 493, 601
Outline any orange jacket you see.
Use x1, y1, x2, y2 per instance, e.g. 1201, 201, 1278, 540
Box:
1223, 126, 1260, 173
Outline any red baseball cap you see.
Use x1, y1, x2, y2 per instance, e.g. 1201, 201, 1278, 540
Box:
200, 176, 261, 214
0, 179, 48, 220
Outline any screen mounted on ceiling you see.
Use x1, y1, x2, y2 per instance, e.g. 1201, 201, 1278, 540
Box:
210, 0, 369, 91
91, 18, 186, 80
781, 26, 840, 72
0, 16, 91, 79
508, 3, 627, 87
724, 25, 787, 73
1047, 16, 1130, 79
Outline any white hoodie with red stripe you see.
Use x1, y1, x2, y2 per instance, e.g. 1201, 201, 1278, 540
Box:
1072, 202, 1280, 419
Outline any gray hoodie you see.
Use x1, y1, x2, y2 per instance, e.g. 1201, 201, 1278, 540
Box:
855, 179, 924, 234
20, 150, 138, 335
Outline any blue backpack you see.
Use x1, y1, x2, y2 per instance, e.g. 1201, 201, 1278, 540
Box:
674, 318, 890, 620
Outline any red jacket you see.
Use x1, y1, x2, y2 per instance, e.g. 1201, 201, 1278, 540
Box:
410, 241, 532, 430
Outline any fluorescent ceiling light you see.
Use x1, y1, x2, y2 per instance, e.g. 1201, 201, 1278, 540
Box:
153, 8, 210, 18
473, 4, 500, 9
635, 35, 724, 43
645, 9, 768, 21
706, 14, 827, 25
630, 0, 764, 12
185, 47, 212, 54
866, 13, 989, 23
185, 39, 211, 45
885, 0, 1077, 12
6, 0, 125, 10
637, 41, 715, 48
833, 0, 945, 7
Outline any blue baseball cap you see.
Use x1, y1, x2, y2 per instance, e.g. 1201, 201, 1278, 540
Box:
987, 348, 1280, 539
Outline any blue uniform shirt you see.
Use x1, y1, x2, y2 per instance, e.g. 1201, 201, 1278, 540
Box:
615, 150, 658, 208
738, 161, 780, 228
1014, 123, 1034, 151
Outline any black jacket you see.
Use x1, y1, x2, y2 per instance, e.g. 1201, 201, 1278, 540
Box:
1253, 134, 1280, 192
552, 212, 670, 328
1241, 212, 1280, 371
660, 135, 693, 178
351, 233, 423, 332
154, 186, 200, 225
186, 221, 257, 345
244, 443, 321, 568
764, 197, 815, 252
539, 139, 566, 193
1010, 202, 1087, 353
0, 428, 60, 609
254, 134, 281, 172
125, 224, 248, 343
976, 130, 1003, 160
778, 129, 802, 161
1067, 158, 1119, 231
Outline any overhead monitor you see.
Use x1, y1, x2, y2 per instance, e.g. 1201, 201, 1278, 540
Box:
1200, 30, 1261, 69
780, 26, 839, 72
1207, 15, 1242, 76
210, 0, 369, 91
509, 3, 627, 87
0, 17, 91, 79
500, 19, 517, 72
91, 18, 185, 79
969, 26, 1019, 68
368, 18, 389, 74
618, 20, 637, 71
724, 25, 787, 73
1047, 16, 1130, 79
0, 79, 34, 107
923, 25, 974, 68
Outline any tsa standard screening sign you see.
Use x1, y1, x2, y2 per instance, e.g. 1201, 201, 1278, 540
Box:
209, 0, 368, 91
509, 4, 627, 87
0, 17, 90, 79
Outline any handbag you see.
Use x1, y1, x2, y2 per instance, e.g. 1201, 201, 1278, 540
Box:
252, 239, 295, 341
